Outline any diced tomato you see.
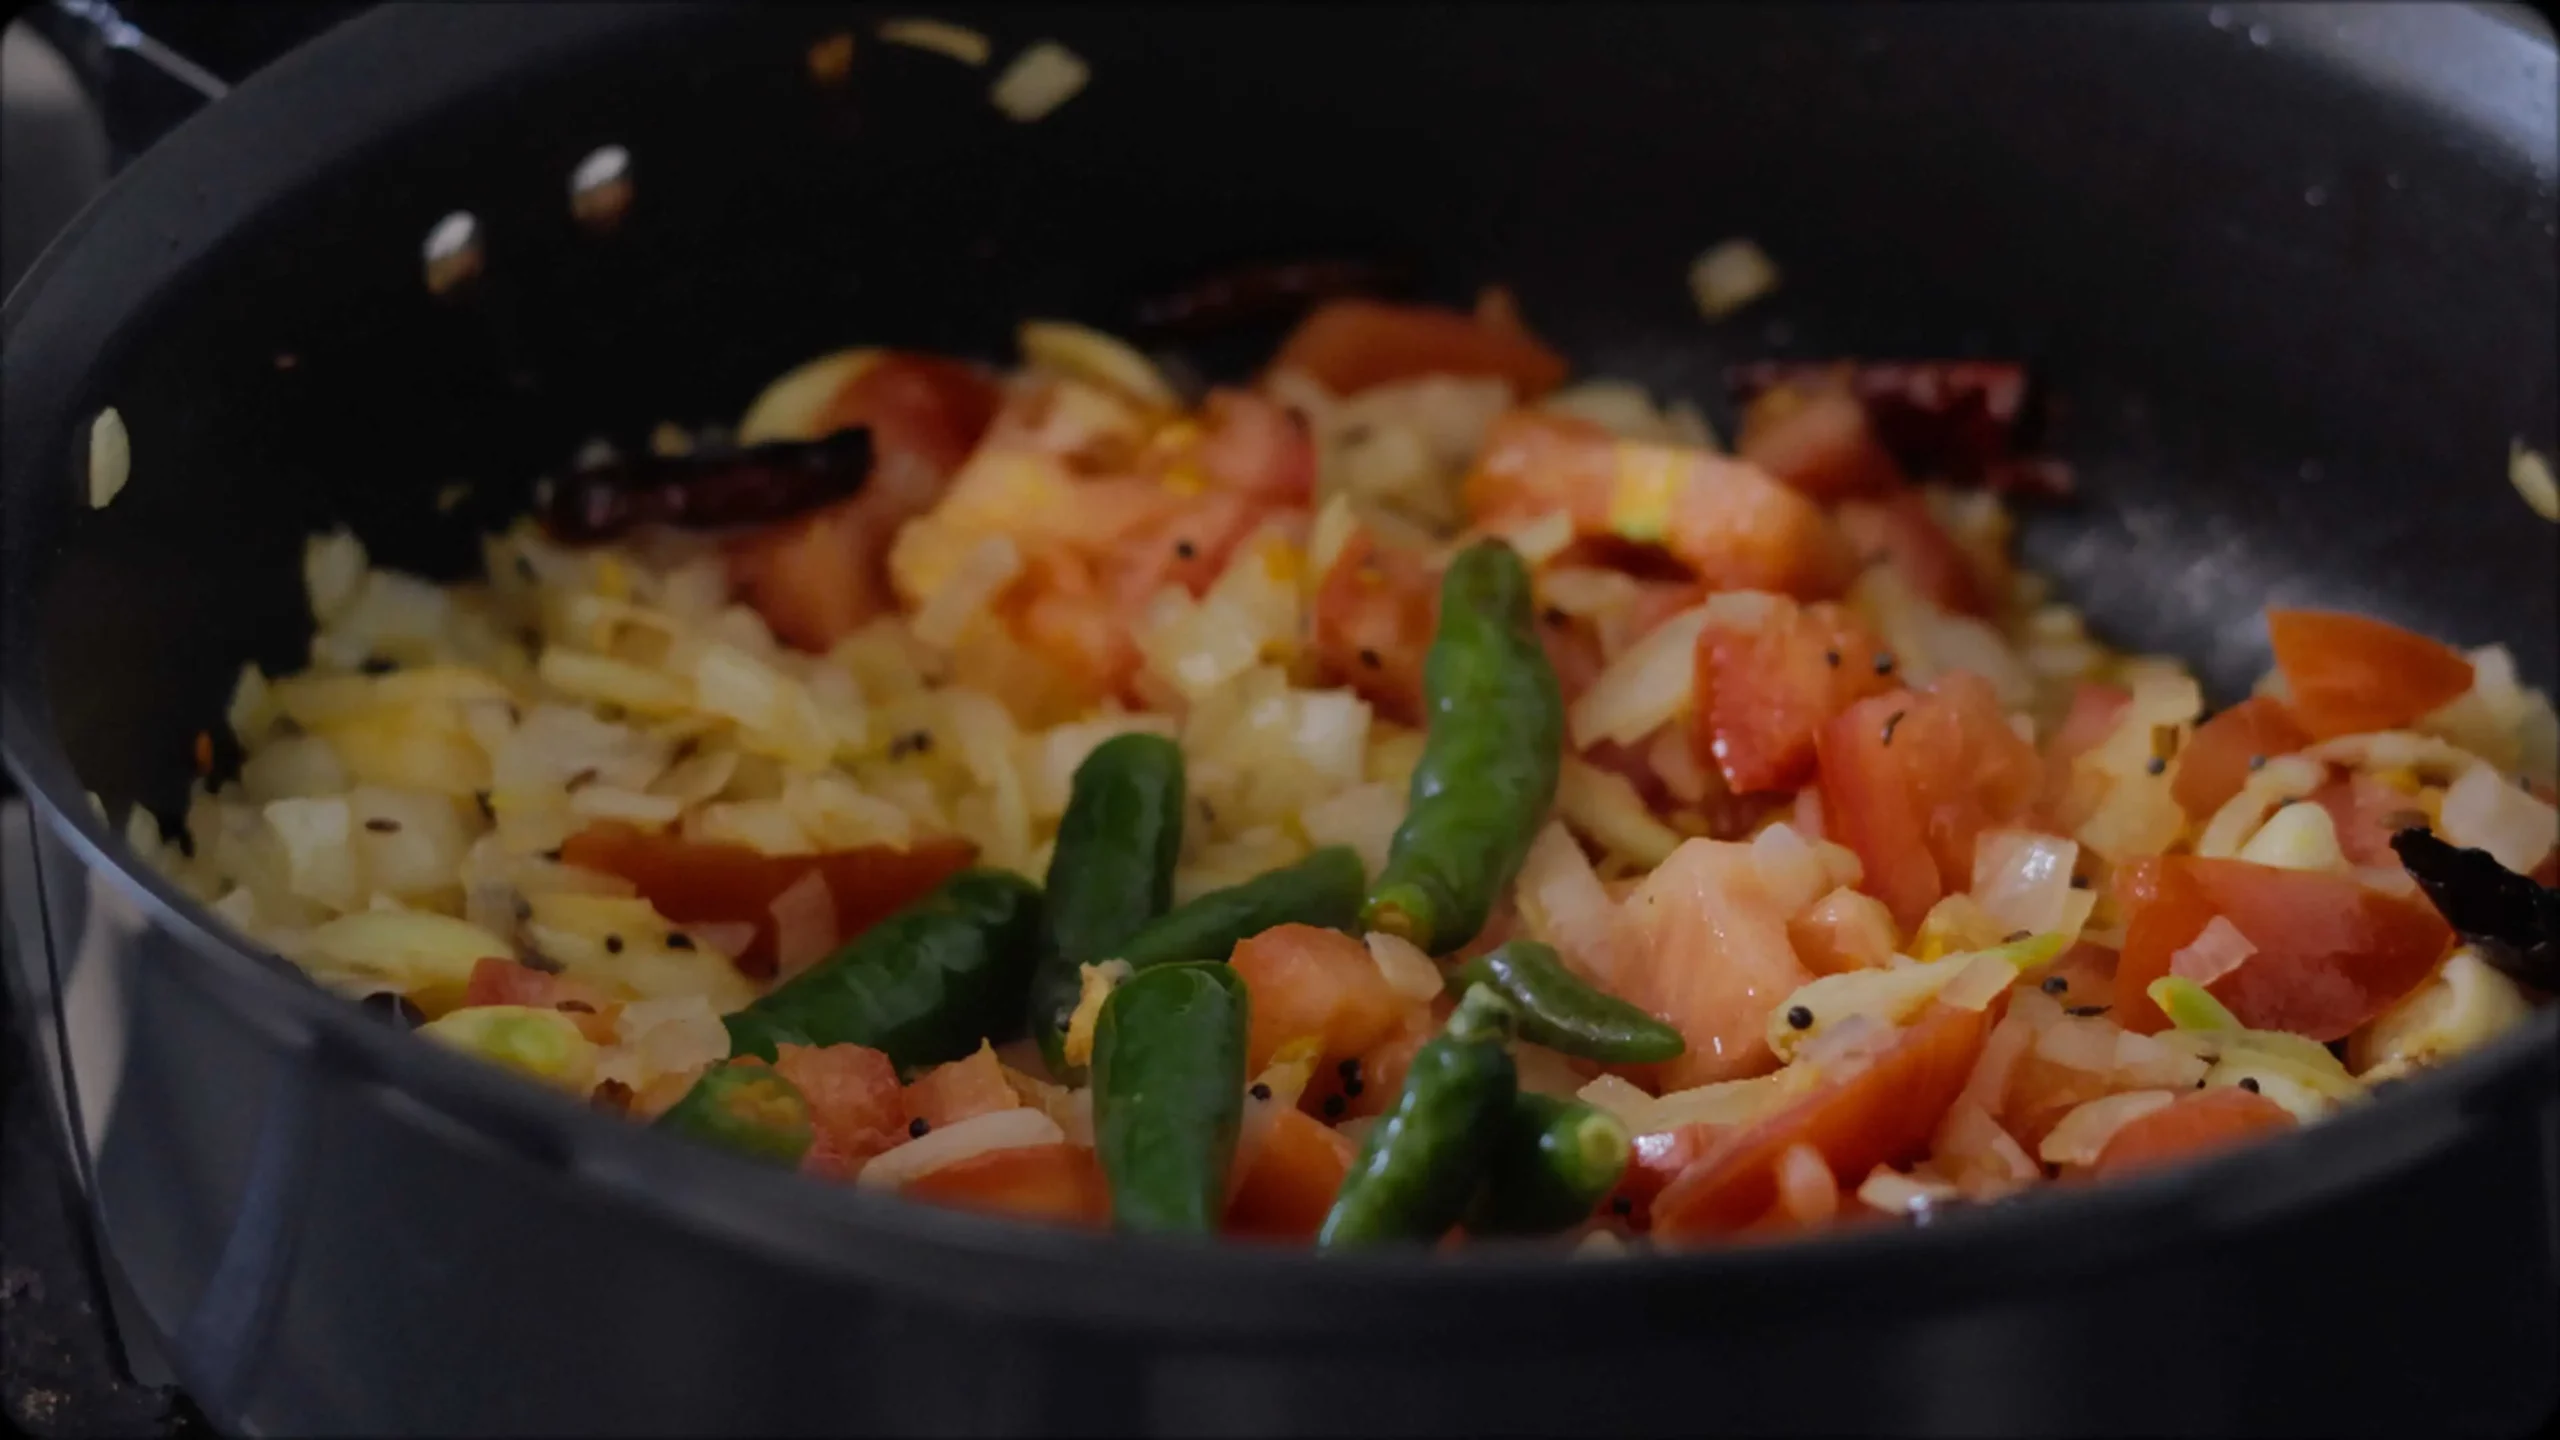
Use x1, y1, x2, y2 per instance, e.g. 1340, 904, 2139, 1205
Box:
1107, 491, 1279, 610
1195, 389, 1318, 502
1304, 1000, 1445, 1121
902, 1043, 1022, 1132
2037, 680, 2132, 824
1311, 527, 1440, 725
1604, 840, 1814, 1090
1226, 1106, 1357, 1241
772, 1042, 908, 1179
558, 824, 975, 980
1651, 1002, 1988, 1238
1737, 385, 1907, 502
1008, 545, 1145, 708
2020, 941, 2119, 1013
2092, 1087, 2295, 1179
1228, 924, 1408, 1078
902, 1143, 1111, 1227
729, 353, 1001, 651
1269, 298, 1568, 398
462, 956, 617, 1043
2112, 856, 2454, 1040
1999, 1039, 2125, 1153
1835, 490, 1991, 616
1607, 1122, 1725, 1230
2308, 772, 2422, 870
2264, 609, 2474, 741
1788, 887, 1899, 975
1692, 597, 1898, 794
1815, 672, 2040, 930
1464, 412, 1855, 599
2171, 696, 2311, 819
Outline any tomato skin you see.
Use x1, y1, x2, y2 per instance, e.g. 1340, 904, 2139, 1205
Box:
1228, 924, 1408, 1079
1692, 598, 1897, 794
1607, 1123, 1726, 1230
2092, 1087, 2295, 1179
2172, 696, 2312, 819
1310, 527, 1440, 726
1270, 299, 1568, 398
1652, 1002, 1988, 1238
2113, 856, 2454, 1040
729, 354, 1001, 651
2264, 608, 2474, 740
558, 824, 976, 980
1815, 672, 2040, 930
1226, 1106, 1357, 1240
1737, 385, 1908, 502
771, 1042, 908, 1178
901, 1143, 1112, 1227
1835, 490, 1991, 616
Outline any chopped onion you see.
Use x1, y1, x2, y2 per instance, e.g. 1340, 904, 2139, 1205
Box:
878, 16, 991, 65
1574, 1073, 1656, 1128
2512, 440, 2559, 522
2038, 1090, 2177, 1167
2437, 763, 2558, 874
1940, 952, 2022, 1012
1502, 509, 1577, 566
989, 40, 1088, 122
1568, 605, 1710, 748
88, 406, 132, 508
1773, 1142, 1839, 1225
1856, 1166, 1960, 1217
1513, 1042, 1590, 1099
2112, 1027, 2211, 1090
1364, 930, 1445, 1005
1514, 821, 1624, 987
2169, 914, 2256, 987
911, 534, 1024, 650
2034, 1015, 2122, 1074
1749, 823, 1831, 915
2235, 801, 2346, 873
1643, 1070, 1801, 1132
858, 1107, 1066, 1188
1970, 829, 2077, 937
304, 528, 370, 624
1688, 238, 1780, 319
1298, 782, 1403, 879
1018, 320, 1175, 409
688, 921, 759, 961
1556, 757, 1682, 867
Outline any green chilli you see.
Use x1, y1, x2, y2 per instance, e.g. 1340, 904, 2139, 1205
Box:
655, 1059, 815, 1166
1120, 846, 1367, 971
724, 869, 1044, 1071
1029, 733, 1188, 1074
1451, 940, 1685, 1064
1361, 540, 1563, 954
1468, 1092, 1631, 1236
1318, 984, 1520, 1248
1090, 962, 1251, 1234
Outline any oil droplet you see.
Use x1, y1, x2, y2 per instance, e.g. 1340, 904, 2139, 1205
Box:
2303, 184, 2330, 208
2385, 171, 2407, 191
2299, 460, 2325, 483
2208, 6, 2232, 29
2247, 22, 2272, 47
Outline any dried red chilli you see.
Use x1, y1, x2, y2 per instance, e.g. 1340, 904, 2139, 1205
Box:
1133, 257, 1411, 335
1727, 359, 2070, 495
534, 427, 875, 544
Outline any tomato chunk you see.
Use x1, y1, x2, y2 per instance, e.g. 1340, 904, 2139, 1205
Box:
462, 957, 617, 1043
1270, 298, 1568, 398
1736, 385, 1907, 502
2092, 1087, 2295, 1179
2172, 696, 2311, 819
2265, 609, 2473, 741
1465, 412, 1856, 599
1835, 490, 1991, 616
1228, 924, 1408, 1078
2112, 856, 2454, 1040
1604, 840, 1814, 1090
902, 1143, 1111, 1227
728, 353, 1001, 651
771, 1042, 908, 1178
902, 1043, 1022, 1132
1310, 527, 1440, 726
1226, 1106, 1357, 1241
1651, 1002, 1988, 1238
1692, 598, 1897, 794
1815, 672, 2040, 930
558, 825, 976, 980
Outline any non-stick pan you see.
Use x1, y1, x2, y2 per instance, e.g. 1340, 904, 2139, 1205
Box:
3, 4, 2555, 1435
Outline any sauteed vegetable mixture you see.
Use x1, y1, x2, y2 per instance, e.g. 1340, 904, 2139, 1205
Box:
148, 295, 2559, 1247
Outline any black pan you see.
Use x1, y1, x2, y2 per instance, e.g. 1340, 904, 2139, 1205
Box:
3, 4, 2556, 1435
